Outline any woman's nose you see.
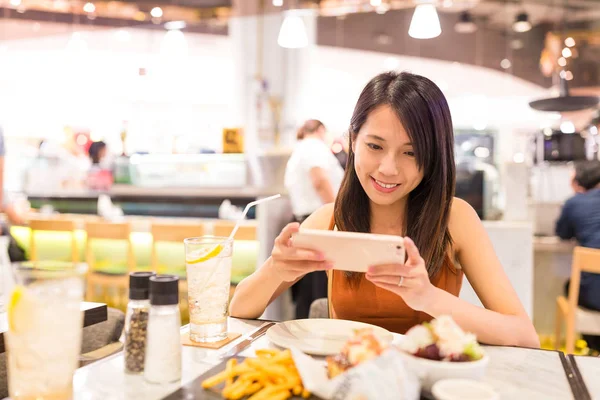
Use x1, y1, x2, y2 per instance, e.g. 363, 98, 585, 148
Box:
378, 153, 399, 176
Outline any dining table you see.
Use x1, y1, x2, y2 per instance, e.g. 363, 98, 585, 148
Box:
69, 317, 600, 400
0, 301, 107, 353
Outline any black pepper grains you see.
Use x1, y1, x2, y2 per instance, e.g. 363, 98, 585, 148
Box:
125, 307, 149, 373
124, 271, 155, 374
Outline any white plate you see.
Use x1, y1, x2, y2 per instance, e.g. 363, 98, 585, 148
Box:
266, 319, 394, 356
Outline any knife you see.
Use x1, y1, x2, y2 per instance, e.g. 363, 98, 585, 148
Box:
220, 322, 276, 358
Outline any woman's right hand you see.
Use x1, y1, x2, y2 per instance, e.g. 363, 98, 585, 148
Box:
269, 222, 332, 282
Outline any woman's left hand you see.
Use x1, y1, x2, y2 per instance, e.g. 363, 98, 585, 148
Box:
365, 237, 438, 312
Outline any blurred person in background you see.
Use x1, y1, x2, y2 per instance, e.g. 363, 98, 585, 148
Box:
556, 160, 600, 351
87, 141, 113, 191
88, 141, 108, 166
284, 119, 344, 318
0, 126, 28, 261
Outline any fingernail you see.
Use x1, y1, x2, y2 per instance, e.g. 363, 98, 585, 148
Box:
326, 263, 334, 269
317, 253, 325, 260
367, 266, 374, 273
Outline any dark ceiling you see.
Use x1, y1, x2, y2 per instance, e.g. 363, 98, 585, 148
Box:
1, 0, 598, 88
120, 0, 231, 7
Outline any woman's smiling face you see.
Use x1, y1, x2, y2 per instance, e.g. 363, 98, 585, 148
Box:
352, 104, 424, 207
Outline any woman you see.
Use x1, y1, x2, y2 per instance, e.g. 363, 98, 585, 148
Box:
88, 141, 107, 166
230, 72, 539, 347
87, 141, 112, 191
284, 119, 344, 319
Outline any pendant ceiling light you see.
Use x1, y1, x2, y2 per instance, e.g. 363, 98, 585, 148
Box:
513, 12, 532, 33
278, 13, 308, 48
454, 11, 477, 34
529, 76, 599, 112
408, 3, 441, 39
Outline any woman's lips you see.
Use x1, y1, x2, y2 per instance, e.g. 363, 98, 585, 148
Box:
370, 177, 401, 193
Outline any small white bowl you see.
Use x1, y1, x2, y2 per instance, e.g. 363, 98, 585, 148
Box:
398, 351, 489, 392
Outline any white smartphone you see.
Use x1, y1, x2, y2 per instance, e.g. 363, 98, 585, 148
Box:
291, 228, 405, 273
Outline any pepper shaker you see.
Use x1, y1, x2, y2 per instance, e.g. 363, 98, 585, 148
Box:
124, 271, 155, 374
144, 275, 182, 384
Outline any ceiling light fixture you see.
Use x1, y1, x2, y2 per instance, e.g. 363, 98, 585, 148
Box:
564, 37, 575, 47
150, 7, 163, 18
565, 71, 573, 81
454, 11, 477, 34
513, 12, 531, 33
409, 3, 441, 39
83, 2, 95, 13
278, 13, 308, 48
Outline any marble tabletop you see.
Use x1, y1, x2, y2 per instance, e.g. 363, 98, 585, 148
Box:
573, 355, 600, 399
71, 317, 593, 400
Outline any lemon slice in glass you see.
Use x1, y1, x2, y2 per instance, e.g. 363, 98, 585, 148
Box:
186, 244, 223, 264
8, 285, 34, 333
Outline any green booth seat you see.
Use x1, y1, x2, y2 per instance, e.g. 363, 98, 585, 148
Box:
10, 226, 258, 284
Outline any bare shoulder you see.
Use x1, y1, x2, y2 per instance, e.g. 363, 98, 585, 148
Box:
301, 203, 334, 230
450, 197, 479, 220
449, 197, 482, 252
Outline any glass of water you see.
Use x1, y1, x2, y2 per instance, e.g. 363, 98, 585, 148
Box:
6, 261, 87, 400
184, 236, 233, 343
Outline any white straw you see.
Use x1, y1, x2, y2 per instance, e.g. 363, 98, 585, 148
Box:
190, 194, 281, 297
228, 194, 281, 241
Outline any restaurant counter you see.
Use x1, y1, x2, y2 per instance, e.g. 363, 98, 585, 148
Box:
25, 184, 287, 218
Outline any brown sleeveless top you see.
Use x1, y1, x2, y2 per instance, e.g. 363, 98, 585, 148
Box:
327, 217, 463, 334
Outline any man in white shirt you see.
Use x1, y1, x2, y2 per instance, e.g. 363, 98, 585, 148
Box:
284, 120, 345, 318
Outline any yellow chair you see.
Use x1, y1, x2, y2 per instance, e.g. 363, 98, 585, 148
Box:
150, 222, 205, 272
150, 222, 205, 324
555, 246, 600, 354
84, 221, 135, 311
29, 219, 79, 262
213, 221, 257, 241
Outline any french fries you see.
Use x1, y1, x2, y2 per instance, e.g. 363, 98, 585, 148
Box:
201, 349, 311, 400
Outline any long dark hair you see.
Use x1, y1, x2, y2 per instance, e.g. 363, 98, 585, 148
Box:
334, 71, 455, 282
297, 119, 325, 140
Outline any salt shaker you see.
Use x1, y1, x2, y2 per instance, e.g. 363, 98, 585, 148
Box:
124, 271, 155, 374
144, 275, 182, 384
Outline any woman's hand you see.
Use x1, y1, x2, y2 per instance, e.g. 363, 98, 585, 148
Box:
365, 237, 437, 311
269, 222, 332, 282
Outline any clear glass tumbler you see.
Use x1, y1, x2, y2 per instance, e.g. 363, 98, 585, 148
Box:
6, 261, 87, 400
184, 236, 233, 343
